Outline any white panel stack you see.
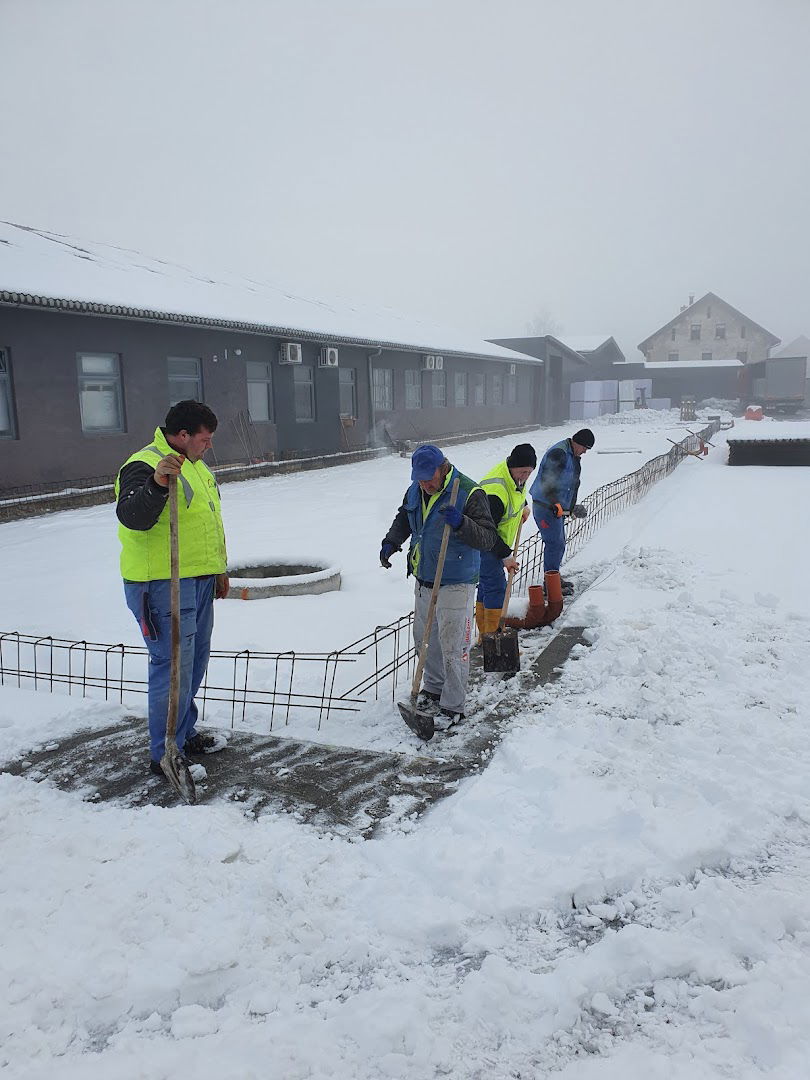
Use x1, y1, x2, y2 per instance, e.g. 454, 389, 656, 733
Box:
619, 379, 636, 411
569, 380, 618, 420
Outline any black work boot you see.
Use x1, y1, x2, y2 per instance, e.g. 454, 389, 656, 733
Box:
184, 731, 217, 755
433, 710, 464, 732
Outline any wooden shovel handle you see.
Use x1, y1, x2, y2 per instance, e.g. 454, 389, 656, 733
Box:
166, 474, 181, 744
410, 476, 461, 702
498, 514, 525, 628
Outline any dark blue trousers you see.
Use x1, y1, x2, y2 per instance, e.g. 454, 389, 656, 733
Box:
477, 550, 508, 609
124, 576, 215, 761
533, 502, 566, 573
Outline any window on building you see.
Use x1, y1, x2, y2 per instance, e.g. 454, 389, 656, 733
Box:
690, 324, 701, 341
670, 327, 676, 341
168, 356, 202, 404
668, 352, 679, 362
715, 323, 726, 340
404, 369, 421, 410
490, 373, 503, 405
77, 353, 125, 434
372, 367, 393, 412
737, 350, 748, 363
246, 360, 273, 422
707, 305, 712, 317
453, 371, 467, 407
432, 370, 447, 407
504, 374, 518, 405
293, 366, 315, 421
0, 348, 16, 438
338, 367, 356, 418
701, 352, 712, 362
470, 372, 485, 405
740, 324, 747, 339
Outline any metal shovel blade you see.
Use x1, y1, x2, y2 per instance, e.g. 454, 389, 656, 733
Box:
397, 700, 436, 741
482, 626, 521, 673
160, 745, 197, 805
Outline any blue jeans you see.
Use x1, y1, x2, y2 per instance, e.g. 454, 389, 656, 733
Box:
533, 502, 566, 573
477, 550, 507, 609
124, 576, 215, 761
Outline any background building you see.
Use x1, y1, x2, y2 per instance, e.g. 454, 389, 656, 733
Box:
0, 224, 540, 489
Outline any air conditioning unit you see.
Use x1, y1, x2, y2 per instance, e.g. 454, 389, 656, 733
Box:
434, 355, 444, 370
279, 342, 303, 364
509, 363, 516, 376
422, 354, 436, 370
319, 346, 339, 368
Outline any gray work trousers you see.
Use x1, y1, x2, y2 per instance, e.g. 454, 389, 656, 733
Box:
413, 582, 475, 715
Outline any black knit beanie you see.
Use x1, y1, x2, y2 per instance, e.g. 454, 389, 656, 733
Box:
506, 443, 537, 468
571, 428, 595, 448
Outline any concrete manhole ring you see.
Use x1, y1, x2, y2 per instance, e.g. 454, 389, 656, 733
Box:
227, 561, 341, 600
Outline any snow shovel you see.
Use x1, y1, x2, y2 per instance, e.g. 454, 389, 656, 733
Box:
398, 476, 461, 741
159, 473, 197, 805
482, 516, 523, 674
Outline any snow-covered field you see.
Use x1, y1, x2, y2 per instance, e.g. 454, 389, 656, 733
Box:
3, 410, 810, 1078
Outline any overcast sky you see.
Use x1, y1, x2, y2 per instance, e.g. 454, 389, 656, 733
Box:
2, 0, 808, 359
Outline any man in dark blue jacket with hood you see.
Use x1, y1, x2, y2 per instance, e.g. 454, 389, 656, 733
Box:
380, 444, 500, 731
530, 428, 594, 585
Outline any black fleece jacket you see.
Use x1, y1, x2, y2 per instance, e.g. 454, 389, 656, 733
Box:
116, 460, 169, 531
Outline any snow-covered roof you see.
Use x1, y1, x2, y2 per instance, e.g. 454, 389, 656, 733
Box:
772, 335, 810, 359
643, 358, 743, 370
0, 221, 537, 365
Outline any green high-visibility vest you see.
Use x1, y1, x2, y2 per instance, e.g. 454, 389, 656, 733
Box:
479, 460, 525, 549
115, 427, 227, 581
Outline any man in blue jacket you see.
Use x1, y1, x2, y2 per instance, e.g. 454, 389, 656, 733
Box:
530, 429, 594, 586
380, 444, 499, 732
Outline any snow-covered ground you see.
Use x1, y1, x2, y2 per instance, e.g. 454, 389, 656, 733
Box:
3, 410, 810, 1078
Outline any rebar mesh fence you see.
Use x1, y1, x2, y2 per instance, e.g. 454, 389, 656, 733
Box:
0, 424, 718, 728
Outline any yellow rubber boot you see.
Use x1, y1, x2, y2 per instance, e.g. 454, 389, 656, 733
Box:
474, 601, 486, 645
483, 608, 503, 634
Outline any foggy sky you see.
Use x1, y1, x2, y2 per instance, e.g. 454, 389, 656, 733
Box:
2, 0, 809, 360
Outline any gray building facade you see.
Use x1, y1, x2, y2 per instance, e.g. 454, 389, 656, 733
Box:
0, 300, 540, 489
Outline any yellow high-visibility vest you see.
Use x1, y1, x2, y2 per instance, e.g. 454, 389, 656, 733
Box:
115, 427, 227, 581
479, 460, 525, 549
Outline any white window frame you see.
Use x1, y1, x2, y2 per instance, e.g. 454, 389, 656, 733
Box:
77, 352, 125, 435
0, 347, 16, 439
372, 368, 393, 412
453, 371, 467, 407
338, 367, 357, 419
293, 365, 315, 422
404, 369, 422, 410
431, 370, 446, 407
246, 360, 274, 423
168, 356, 203, 404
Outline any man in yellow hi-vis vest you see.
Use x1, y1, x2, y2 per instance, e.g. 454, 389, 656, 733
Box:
477, 443, 536, 635
115, 400, 229, 779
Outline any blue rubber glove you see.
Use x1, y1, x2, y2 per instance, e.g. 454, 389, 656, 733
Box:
380, 542, 397, 568
440, 504, 464, 529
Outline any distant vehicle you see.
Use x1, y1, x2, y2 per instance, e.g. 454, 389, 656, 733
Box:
740, 356, 807, 414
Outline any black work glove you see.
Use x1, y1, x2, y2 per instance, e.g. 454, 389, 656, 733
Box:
380, 542, 397, 569
571, 504, 588, 519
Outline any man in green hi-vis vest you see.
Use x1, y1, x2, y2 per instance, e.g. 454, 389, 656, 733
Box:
115, 400, 229, 779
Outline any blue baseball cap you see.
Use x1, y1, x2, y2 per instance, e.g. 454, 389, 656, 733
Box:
411, 444, 445, 481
